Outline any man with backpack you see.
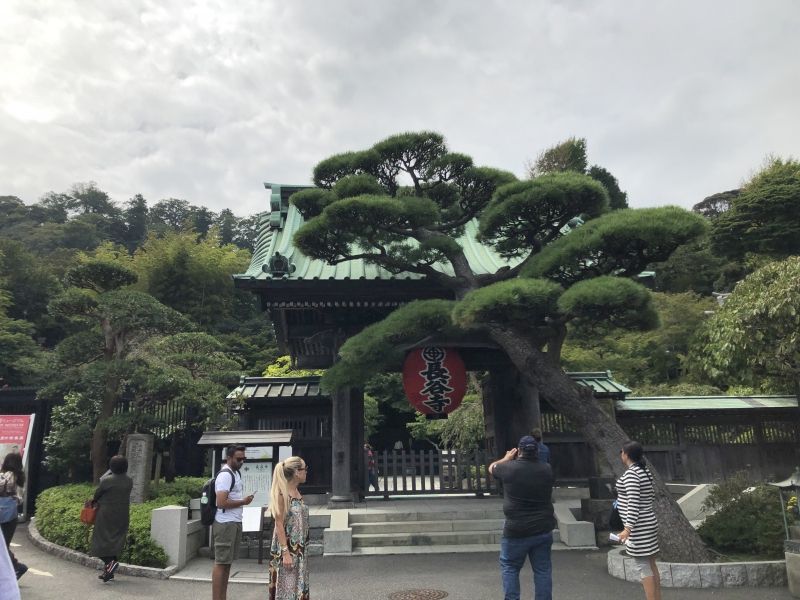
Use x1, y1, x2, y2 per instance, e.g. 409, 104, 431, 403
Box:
211, 444, 254, 600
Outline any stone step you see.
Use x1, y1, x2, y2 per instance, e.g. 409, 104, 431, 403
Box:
349, 509, 505, 524
351, 518, 505, 535
350, 541, 577, 556
352, 530, 503, 548
352, 525, 563, 545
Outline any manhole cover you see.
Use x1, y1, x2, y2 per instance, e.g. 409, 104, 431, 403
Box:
388, 591, 449, 600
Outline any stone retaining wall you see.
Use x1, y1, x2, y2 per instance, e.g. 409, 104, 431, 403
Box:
27, 519, 178, 580
607, 547, 786, 588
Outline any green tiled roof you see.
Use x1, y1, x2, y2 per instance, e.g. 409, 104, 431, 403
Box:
569, 371, 631, 396
227, 376, 323, 400
617, 395, 798, 412
234, 184, 521, 283
229, 373, 632, 401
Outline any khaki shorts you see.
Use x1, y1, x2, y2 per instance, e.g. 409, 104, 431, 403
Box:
213, 521, 242, 564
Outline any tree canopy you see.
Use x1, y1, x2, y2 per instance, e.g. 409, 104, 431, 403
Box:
292, 131, 710, 561
292, 132, 705, 392
710, 158, 800, 259
526, 137, 629, 209
692, 257, 800, 394
0, 250, 45, 385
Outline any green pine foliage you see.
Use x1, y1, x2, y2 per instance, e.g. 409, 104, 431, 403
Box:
522, 207, 708, 284
324, 300, 456, 390
710, 158, 800, 259
290, 188, 337, 219
478, 172, 609, 258
453, 279, 563, 329
557, 276, 658, 331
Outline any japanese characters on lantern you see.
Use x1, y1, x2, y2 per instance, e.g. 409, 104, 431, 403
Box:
402, 347, 467, 416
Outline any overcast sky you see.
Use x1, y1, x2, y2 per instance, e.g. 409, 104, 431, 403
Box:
1, 1, 798, 216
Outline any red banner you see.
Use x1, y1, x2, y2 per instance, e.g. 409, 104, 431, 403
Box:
402, 347, 467, 416
0, 414, 34, 458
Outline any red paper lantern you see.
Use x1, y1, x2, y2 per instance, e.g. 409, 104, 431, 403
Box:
402, 347, 467, 417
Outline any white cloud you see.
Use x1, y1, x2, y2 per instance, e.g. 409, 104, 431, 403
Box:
1, 0, 798, 216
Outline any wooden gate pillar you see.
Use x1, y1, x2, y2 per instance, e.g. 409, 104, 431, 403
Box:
483, 364, 541, 456
329, 387, 353, 505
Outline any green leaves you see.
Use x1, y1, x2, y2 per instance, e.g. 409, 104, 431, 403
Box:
290, 188, 337, 219
692, 256, 800, 391
64, 260, 137, 292
48, 287, 99, 320
294, 194, 441, 265
710, 158, 800, 259
528, 137, 588, 177
479, 172, 609, 258
322, 299, 456, 390
96, 289, 190, 341
313, 150, 379, 189
523, 207, 708, 284
333, 174, 386, 200
452, 279, 563, 329
557, 276, 658, 331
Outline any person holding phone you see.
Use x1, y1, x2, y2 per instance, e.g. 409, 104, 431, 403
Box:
268, 456, 309, 600
212, 445, 254, 600
489, 436, 555, 600
617, 441, 660, 600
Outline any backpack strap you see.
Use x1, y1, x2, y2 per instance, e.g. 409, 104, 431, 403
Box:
216, 466, 237, 512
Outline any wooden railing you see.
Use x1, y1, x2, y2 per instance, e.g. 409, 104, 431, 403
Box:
365, 449, 499, 497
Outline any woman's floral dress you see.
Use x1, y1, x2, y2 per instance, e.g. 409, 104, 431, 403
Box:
268, 497, 309, 600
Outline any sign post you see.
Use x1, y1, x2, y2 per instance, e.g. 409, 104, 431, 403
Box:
0, 414, 36, 518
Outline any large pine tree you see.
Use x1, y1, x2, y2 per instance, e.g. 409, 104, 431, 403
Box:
291, 131, 709, 561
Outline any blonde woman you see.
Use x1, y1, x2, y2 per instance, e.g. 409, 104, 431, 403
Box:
268, 456, 309, 600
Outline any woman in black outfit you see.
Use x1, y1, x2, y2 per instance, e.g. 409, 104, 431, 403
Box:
91, 455, 133, 582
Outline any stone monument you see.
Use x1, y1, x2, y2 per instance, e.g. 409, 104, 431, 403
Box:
126, 433, 154, 504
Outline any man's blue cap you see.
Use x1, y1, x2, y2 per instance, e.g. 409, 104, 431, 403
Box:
518, 435, 538, 450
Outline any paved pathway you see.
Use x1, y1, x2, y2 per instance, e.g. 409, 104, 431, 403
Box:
12, 525, 793, 599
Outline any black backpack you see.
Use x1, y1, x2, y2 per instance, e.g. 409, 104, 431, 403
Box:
200, 467, 236, 526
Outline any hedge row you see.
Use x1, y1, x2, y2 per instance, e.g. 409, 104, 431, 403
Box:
35, 477, 204, 568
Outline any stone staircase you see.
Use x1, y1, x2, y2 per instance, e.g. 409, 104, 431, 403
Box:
349, 508, 569, 555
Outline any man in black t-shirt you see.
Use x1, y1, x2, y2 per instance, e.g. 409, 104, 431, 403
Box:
490, 436, 555, 600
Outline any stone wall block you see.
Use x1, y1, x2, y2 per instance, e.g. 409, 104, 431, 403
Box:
623, 556, 639, 583
721, 564, 748, 587
656, 562, 673, 587
699, 564, 722, 588
669, 563, 700, 587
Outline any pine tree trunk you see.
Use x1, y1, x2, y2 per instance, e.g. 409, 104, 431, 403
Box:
91, 415, 110, 483
92, 354, 120, 482
488, 325, 711, 562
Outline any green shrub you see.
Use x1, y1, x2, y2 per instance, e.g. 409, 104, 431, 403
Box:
35, 478, 200, 568
122, 495, 187, 567
698, 483, 785, 559
149, 477, 205, 500
35, 484, 95, 554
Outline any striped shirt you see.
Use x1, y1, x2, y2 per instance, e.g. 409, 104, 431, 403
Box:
616, 464, 659, 557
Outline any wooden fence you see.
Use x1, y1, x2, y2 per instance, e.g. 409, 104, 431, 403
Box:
365, 449, 499, 496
